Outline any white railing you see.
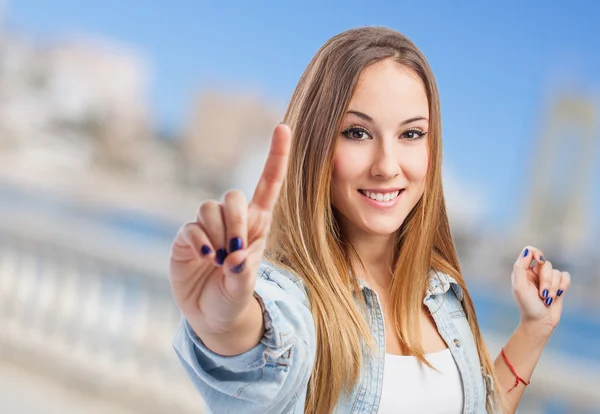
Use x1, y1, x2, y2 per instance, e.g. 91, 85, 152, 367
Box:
0, 209, 204, 414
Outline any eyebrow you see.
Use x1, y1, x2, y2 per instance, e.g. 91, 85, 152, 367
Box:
346, 110, 428, 126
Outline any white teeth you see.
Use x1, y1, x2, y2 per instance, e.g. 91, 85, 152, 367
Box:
363, 190, 401, 201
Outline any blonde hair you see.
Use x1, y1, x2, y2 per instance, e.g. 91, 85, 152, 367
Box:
267, 26, 504, 413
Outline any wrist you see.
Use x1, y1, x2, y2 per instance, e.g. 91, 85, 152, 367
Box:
200, 296, 262, 336
191, 297, 265, 356
518, 319, 554, 343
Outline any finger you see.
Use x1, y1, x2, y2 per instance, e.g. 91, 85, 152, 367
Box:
515, 246, 544, 271
529, 248, 547, 277
222, 250, 252, 295
226, 235, 267, 277
221, 244, 265, 302
538, 260, 554, 301
197, 200, 228, 266
515, 246, 536, 270
513, 246, 542, 288
222, 190, 248, 254
250, 123, 292, 213
544, 269, 562, 306
180, 222, 215, 261
555, 271, 571, 300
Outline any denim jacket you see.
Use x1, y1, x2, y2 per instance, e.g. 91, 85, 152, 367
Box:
173, 260, 496, 413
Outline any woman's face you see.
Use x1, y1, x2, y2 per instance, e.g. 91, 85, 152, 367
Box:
332, 59, 430, 238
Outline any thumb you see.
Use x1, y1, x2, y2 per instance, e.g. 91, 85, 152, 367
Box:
515, 246, 535, 270
221, 239, 265, 301
221, 249, 253, 301
513, 246, 535, 285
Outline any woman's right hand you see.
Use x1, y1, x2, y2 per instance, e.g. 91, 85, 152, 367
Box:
169, 123, 291, 339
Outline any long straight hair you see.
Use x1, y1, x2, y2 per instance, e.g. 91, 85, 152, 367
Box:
267, 26, 504, 413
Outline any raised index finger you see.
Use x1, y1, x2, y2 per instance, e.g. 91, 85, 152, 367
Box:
250, 123, 292, 212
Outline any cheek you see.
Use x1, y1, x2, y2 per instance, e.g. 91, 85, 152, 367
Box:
331, 153, 348, 206
332, 156, 345, 181
332, 145, 363, 186
332, 145, 367, 211
403, 145, 429, 183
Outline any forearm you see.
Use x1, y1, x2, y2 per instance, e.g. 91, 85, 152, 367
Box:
494, 322, 552, 413
189, 296, 265, 356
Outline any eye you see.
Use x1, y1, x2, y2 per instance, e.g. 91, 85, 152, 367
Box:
341, 126, 372, 141
402, 128, 427, 141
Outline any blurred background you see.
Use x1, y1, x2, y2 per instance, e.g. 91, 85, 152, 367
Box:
0, 1, 598, 413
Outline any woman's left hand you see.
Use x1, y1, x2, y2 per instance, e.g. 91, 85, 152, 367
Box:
511, 246, 571, 333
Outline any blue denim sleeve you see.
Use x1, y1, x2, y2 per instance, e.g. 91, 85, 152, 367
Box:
172, 260, 316, 414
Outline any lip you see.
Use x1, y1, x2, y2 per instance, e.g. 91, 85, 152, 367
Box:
359, 188, 403, 193
358, 189, 404, 210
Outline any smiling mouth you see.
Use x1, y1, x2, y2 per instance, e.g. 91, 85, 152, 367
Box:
358, 189, 405, 202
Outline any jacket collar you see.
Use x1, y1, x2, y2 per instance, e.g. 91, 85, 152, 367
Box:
358, 269, 463, 301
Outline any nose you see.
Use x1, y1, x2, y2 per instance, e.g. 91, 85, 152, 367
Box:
370, 141, 401, 179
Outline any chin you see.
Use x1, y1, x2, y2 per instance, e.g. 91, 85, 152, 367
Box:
362, 220, 404, 236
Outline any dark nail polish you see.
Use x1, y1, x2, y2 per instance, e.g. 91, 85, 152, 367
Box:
216, 248, 227, 265
557, 289, 563, 297
200, 245, 212, 256
523, 248, 529, 257
543, 289, 548, 298
545, 297, 553, 306
539, 255, 545, 262
229, 237, 243, 253
231, 261, 246, 273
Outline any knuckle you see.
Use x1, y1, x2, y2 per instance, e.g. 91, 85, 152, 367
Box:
263, 168, 281, 184
198, 200, 219, 217
223, 190, 245, 204
183, 221, 201, 236
179, 222, 194, 236
227, 213, 245, 228
181, 221, 195, 235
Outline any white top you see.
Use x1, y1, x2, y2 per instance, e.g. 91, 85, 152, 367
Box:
378, 348, 464, 414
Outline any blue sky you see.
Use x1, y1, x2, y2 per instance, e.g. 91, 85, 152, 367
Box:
4, 0, 600, 228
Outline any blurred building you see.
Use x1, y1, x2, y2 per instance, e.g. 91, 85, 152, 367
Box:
180, 89, 283, 193
0, 32, 182, 186
43, 38, 154, 172
519, 92, 599, 259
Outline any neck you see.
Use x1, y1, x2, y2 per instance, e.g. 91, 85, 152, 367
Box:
345, 227, 397, 290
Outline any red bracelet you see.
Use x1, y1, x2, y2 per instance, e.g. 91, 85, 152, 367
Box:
501, 348, 530, 392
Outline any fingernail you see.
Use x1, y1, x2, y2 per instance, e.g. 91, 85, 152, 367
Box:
542, 289, 548, 298
539, 255, 545, 262
200, 245, 212, 256
216, 248, 227, 265
545, 297, 553, 306
229, 237, 243, 253
557, 289, 563, 297
231, 260, 245, 273
523, 248, 529, 258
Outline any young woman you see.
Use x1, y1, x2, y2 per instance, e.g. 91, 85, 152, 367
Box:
170, 26, 570, 414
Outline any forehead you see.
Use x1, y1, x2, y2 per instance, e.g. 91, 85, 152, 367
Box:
349, 59, 429, 117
